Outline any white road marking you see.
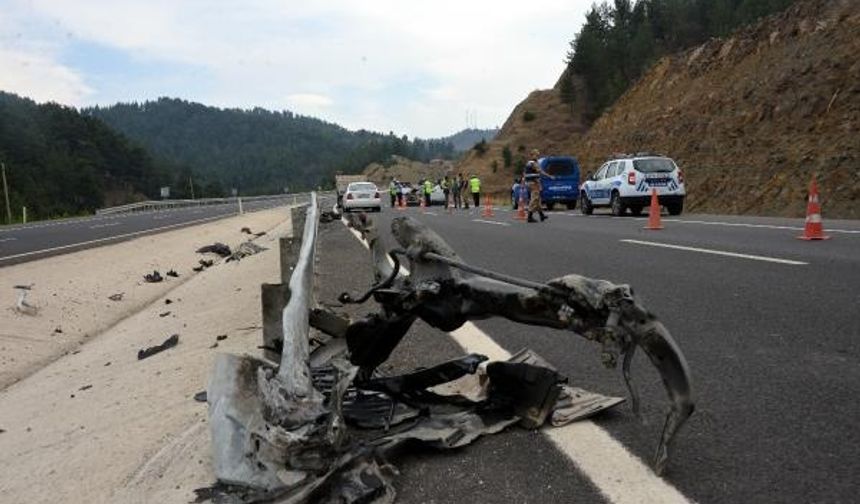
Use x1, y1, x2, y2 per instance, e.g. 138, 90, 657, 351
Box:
423, 211, 438, 216
90, 222, 120, 229
0, 237, 17, 243
0, 214, 229, 262
664, 218, 860, 234
621, 239, 808, 265
342, 218, 692, 504
472, 219, 510, 227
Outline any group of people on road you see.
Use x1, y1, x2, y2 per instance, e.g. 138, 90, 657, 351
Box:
388, 174, 482, 209
385, 148, 549, 221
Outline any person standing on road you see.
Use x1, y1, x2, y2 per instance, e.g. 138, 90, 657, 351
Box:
460, 175, 470, 209
469, 174, 481, 208
423, 178, 433, 207
524, 149, 553, 223
442, 175, 451, 209
389, 179, 398, 208
452, 174, 462, 209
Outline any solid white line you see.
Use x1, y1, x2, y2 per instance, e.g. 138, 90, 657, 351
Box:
90, 222, 120, 229
342, 219, 692, 504
472, 219, 510, 227
664, 218, 860, 234
0, 237, 17, 243
0, 214, 230, 262
621, 239, 808, 265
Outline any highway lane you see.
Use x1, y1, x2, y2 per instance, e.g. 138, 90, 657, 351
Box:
0, 197, 303, 266
345, 205, 859, 503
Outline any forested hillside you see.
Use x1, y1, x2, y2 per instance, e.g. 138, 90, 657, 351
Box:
87, 98, 455, 194
0, 92, 169, 221
563, 0, 798, 119
443, 128, 500, 152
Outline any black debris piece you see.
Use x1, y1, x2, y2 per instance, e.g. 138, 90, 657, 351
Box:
200, 259, 214, 267
197, 243, 232, 257
240, 227, 252, 234
54, 327, 63, 334
0, 428, 5, 434
138, 334, 180, 360
108, 293, 124, 301
159, 311, 171, 317
166, 269, 179, 278
226, 241, 267, 262
79, 384, 93, 391
209, 342, 219, 349
70, 394, 75, 398
104, 362, 111, 367
254, 231, 266, 237
194, 391, 208, 403
216, 334, 228, 341
144, 271, 163, 283
165, 299, 173, 305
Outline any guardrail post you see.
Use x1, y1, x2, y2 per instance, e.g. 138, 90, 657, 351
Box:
238, 197, 244, 215
22, 206, 27, 224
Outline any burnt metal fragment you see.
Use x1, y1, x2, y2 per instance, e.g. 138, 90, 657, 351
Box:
137, 334, 179, 360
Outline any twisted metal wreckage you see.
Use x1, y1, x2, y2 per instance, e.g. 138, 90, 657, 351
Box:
201, 194, 695, 503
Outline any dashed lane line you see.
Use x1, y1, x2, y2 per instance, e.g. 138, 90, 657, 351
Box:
342, 219, 692, 504
664, 218, 860, 234
620, 239, 808, 265
90, 222, 121, 229
472, 219, 511, 227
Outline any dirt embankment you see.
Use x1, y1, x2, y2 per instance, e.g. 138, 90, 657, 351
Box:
574, 0, 859, 218
362, 155, 456, 187
457, 0, 859, 217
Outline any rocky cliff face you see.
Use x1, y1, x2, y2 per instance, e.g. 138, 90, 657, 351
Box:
457, 0, 859, 217
574, 0, 859, 218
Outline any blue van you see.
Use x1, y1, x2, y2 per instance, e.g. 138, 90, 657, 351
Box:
511, 156, 581, 210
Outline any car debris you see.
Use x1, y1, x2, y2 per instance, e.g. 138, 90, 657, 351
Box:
216, 334, 227, 341
137, 334, 179, 360
166, 269, 179, 278
144, 271, 164, 283
209, 342, 219, 349
165, 298, 173, 305
54, 327, 63, 334
108, 293, 124, 302
197, 242, 232, 257
226, 241, 268, 262
79, 385, 92, 391
194, 391, 208, 403
194, 259, 215, 272
159, 311, 171, 317
14, 284, 38, 315
202, 199, 686, 504
241, 227, 267, 237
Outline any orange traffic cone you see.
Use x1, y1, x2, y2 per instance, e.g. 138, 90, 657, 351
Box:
481, 195, 494, 217
514, 192, 527, 221
644, 189, 663, 230
798, 177, 830, 240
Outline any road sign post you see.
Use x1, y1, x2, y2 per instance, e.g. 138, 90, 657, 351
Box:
1, 162, 11, 225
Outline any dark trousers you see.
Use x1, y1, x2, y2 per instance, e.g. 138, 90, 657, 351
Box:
425, 193, 431, 207
452, 191, 460, 208
390, 194, 396, 207
472, 192, 480, 208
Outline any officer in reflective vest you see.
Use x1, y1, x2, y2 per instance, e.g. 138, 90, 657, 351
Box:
469, 174, 481, 208
389, 179, 398, 207
423, 179, 433, 207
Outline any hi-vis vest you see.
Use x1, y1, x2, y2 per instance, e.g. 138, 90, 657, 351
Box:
469, 177, 480, 193
424, 180, 433, 194
389, 183, 397, 195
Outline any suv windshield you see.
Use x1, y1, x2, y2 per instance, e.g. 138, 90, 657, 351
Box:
349, 183, 376, 191
633, 158, 675, 173
544, 161, 575, 177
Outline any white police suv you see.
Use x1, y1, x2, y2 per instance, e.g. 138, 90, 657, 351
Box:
580, 154, 685, 216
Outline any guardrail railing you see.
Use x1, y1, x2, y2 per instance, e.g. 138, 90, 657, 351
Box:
95, 192, 312, 216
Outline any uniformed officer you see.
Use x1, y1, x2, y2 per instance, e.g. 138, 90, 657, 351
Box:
524, 149, 554, 222
423, 178, 433, 207
389, 179, 398, 207
469, 174, 481, 208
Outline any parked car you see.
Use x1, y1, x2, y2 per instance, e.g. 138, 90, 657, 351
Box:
342, 181, 382, 212
399, 182, 421, 206
579, 154, 685, 216
511, 156, 581, 210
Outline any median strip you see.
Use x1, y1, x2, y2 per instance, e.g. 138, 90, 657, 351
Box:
620, 239, 808, 265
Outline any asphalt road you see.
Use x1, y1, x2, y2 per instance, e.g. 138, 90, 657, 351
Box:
318, 204, 860, 504
0, 196, 304, 266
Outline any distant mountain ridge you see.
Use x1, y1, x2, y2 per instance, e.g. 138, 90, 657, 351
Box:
442, 128, 499, 152
87, 98, 456, 195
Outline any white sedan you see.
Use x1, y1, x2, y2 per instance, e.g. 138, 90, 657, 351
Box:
342, 182, 382, 212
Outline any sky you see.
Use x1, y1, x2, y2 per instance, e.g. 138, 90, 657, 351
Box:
0, 1, 592, 138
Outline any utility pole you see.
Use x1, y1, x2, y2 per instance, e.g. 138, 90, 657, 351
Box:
189, 176, 196, 200
1, 162, 11, 225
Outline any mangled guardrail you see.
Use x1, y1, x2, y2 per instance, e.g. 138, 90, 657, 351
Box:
202, 200, 694, 503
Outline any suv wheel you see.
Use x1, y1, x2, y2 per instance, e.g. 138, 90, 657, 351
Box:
610, 192, 625, 216
667, 201, 684, 216
580, 192, 593, 215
